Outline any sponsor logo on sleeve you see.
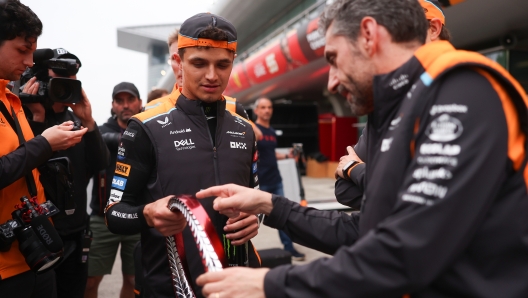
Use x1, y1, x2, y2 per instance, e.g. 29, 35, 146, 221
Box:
252, 163, 258, 174
111, 210, 138, 219
112, 176, 127, 190
380, 137, 393, 152
412, 167, 452, 180
122, 129, 137, 141
117, 142, 126, 161
430, 104, 468, 116
115, 162, 131, 177
426, 114, 463, 142
230, 142, 247, 149
408, 181, 448, 199
420, 143, 461, 156
108, 189, 123, 204
174, 139, 196, 151
253, 151, 258, 162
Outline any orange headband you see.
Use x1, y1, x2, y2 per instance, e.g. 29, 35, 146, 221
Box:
419, 0, 445, 25
177, 33, 237, 52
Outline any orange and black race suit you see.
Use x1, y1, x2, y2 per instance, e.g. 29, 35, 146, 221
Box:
263, 41, 528, 297
105, 94, 260, 298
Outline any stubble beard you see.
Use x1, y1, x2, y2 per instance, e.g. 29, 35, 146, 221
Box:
344, 73, 374, 116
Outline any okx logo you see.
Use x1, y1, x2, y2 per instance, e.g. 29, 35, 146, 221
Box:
230, 142, 247, 149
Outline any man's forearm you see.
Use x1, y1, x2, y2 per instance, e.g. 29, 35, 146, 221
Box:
264, 195, 360, 255
0, 136, 52, 189
105, 202, 148, 235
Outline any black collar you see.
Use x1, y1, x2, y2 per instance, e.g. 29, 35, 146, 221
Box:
370, 56, 425, 129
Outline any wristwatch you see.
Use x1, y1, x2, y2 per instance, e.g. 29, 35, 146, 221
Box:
342, 160, 360, 180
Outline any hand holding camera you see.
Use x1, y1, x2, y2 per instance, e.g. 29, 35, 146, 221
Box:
41, 121, 88, 151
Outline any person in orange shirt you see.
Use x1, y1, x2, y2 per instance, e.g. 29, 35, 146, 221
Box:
0, 1, 87, 297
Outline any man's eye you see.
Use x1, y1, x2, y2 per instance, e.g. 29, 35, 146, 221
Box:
218, 64, 229, 69
193, 63, 205, 68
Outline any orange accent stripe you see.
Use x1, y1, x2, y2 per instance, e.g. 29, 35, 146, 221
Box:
410, 118, 420, 158
178, 34, 237, 52
346, 162, 364, 178
402, 294, 411, 298
414, 41, 455, 72
475, 69, 526, 171
252, 244, 262, 266
524, 163, 528, 192
134, 289, 140, 295
449, 0, 466, 5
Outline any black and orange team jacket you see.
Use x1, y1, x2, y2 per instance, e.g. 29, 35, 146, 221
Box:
145, 84, 262, 137
0, 80, 52, 279
105, 93, 260, 298
262, 41, 528, 298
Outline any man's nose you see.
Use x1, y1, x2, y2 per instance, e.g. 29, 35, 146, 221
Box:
23, 54, 33, 68
205, 65, 218, 81
327, 73, 340, 94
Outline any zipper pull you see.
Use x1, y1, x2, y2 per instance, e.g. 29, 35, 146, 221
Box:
213, 146, 217, 159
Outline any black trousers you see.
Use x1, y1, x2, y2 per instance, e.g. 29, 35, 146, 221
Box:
0, 269, 56, 298
54, 232, 88, 298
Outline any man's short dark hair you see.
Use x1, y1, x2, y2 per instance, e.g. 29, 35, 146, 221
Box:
178, 25, 231, 60
319, 0, 428, 45
439, 25, 451, 41
0, 0, 42, 45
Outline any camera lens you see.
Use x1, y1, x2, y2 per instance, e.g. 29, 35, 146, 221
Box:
16, 227, 62, 272
49, 82, 72, 102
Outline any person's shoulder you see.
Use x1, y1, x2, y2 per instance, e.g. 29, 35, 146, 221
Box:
135, 99, 176, 123
145, 94, 171, 109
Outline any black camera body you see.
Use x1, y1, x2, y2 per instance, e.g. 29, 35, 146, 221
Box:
19, 54, 82, 106
0, 196, 63, 273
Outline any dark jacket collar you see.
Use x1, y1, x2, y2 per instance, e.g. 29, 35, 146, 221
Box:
176, 94, 227, 119
103, 116, 121, 132
370, 56, 425, 130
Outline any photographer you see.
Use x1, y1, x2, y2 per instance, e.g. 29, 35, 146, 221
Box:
0, 1, 88, 297
21, 48, 109, 298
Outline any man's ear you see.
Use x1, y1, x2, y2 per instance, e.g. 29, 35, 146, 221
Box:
359, 16, 378, 57
428, 18, 443, 42
174, 53, 181, 64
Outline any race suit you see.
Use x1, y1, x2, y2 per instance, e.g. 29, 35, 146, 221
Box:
105, 94, 260, 297
263, 41, 528, 297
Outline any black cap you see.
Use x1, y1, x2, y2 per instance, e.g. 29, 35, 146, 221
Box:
53, 48, 82, 68
179, 13, 237, 47
112, 82, 140, 100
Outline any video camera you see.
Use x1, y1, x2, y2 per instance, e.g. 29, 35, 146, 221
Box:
19, 48, 82, 105
0, 196, 63, 273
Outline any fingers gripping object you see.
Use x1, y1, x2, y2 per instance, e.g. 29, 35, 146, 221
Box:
167, 195, 225, 298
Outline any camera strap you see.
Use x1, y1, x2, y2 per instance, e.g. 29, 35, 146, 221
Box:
0, 100, 38, 198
